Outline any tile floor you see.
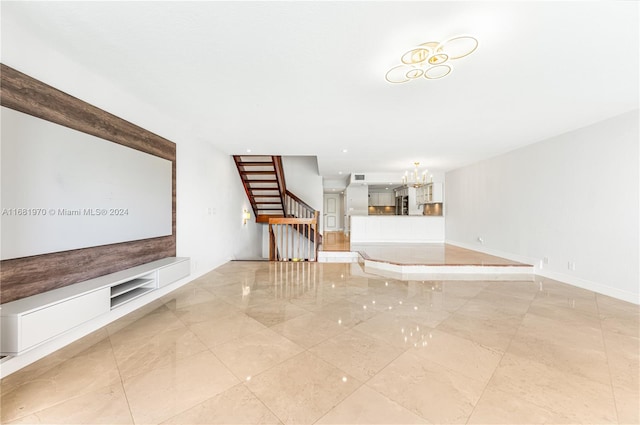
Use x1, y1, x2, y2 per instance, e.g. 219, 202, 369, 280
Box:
1, 261, 638, 424
351, 243, 529, 266
321, 233, 528, 266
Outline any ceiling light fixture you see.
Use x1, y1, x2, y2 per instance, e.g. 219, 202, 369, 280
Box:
385, 35, 478, 84
402, 162, 431, 187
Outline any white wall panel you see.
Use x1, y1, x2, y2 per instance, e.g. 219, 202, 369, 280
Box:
1, 107, 172, 260
446, 111, 639, 303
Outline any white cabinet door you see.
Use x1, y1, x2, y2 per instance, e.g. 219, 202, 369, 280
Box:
20, 288, 110, 353
370, 192, 394, 206
432, 183, 443, 203
415, 187, 426, 205
414, 184, 444, 204
380, 192, 394, 206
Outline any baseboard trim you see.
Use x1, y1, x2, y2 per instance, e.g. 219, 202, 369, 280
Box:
446, 239, 639, 305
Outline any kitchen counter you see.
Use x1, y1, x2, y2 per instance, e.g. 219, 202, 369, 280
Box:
350, 215, 445, 244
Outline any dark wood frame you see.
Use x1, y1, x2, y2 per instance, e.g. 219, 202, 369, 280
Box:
0, 64, 176, 304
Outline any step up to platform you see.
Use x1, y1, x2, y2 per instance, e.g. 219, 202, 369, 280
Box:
319, 245, 535, 281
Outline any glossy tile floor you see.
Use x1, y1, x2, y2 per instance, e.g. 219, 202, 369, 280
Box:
351, 243, 528, 266
2, 261, 639, 424
321, 232, 527, 266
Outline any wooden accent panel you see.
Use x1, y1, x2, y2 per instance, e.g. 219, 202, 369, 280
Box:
0, 64, 177, 304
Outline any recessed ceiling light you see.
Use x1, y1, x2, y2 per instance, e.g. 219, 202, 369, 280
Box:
342, 149, 348, 153
338, 171, 343, 175
246, 148, 252, 153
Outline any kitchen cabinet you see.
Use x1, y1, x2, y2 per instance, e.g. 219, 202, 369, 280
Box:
416, 183, 443, 204
369, 192, 394, 206
379, 192, 394, 206
429, 183, 443, 203
416, 187, 426, 205
395, 187, 409, 198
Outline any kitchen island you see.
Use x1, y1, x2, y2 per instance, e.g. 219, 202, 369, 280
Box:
350, 215, 444, 244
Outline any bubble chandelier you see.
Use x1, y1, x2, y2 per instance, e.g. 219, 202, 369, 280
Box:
385, 35, 478, 83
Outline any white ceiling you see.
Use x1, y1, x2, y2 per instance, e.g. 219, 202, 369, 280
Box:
3, 1, 638, 184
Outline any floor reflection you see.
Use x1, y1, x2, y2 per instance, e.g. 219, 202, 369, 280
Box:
1, 261, 637, 425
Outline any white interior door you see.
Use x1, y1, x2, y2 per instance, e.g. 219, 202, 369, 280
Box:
323, 194, 340, 231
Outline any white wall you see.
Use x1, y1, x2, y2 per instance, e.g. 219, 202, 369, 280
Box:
345, 184, 369, 233
178, 140, 264, 270
323, 176, 349, 192
1, 12, 264, 280
446, 111, 639, 303
282, 156, 323, 209
281, 156, 323, 228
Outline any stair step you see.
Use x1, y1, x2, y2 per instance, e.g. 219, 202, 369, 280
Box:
237, 162, 276, 167
241, 171, 277, 175
247, 182, 279, 187
240, 166, 275, 172
236, 155, 272, 161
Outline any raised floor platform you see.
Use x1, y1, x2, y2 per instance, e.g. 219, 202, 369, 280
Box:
319, 234, 534, 279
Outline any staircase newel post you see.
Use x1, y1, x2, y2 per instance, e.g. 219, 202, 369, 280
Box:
269, 224, 274, 261
313, 211, 319, 261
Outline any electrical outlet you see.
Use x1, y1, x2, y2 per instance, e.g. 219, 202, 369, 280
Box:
567, 261, 576, 271
477, 236, 484, 244
540, 257, 549, 270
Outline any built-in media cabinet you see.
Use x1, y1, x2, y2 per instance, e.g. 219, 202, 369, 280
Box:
0, 257, 189, 356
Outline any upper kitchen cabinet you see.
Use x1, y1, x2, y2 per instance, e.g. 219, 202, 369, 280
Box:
416, 183, 443, 204
369, 191, 395, 206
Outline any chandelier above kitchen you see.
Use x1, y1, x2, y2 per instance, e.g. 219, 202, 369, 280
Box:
402, 162, 431, 188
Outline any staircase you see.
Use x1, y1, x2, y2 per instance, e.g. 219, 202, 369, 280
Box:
233, 155, 286, 223
233, 155, 322, 260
